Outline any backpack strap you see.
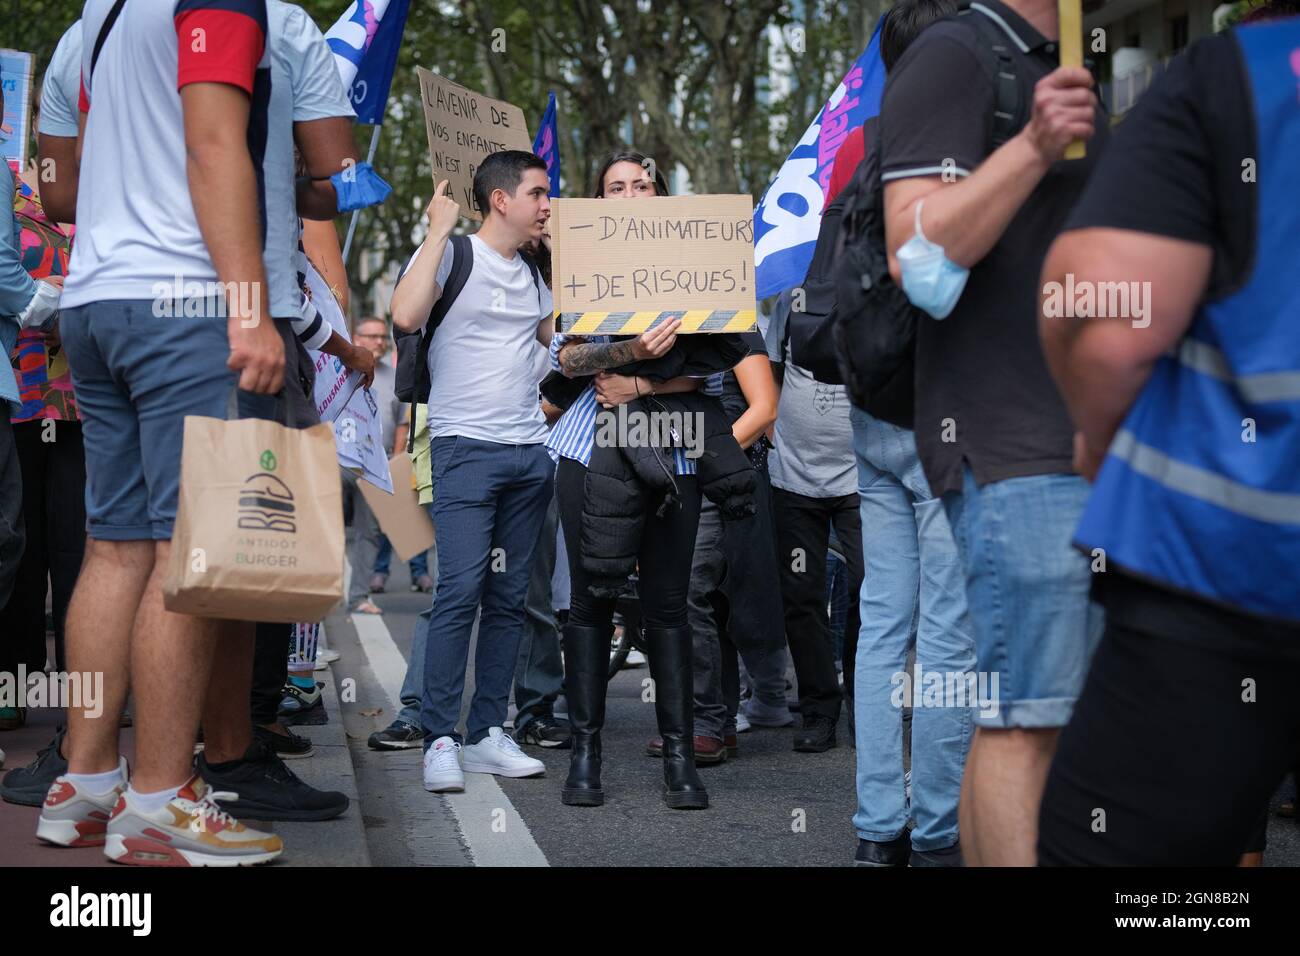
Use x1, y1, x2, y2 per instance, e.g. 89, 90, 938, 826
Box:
405, 234, 473, 453
91, 0, 129, 80
519, 249, 544, 311
958, 3, 1026, 150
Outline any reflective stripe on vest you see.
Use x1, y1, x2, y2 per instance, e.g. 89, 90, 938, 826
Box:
1075, 21, 1300, 623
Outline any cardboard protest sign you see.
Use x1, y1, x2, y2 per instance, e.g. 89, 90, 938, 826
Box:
550, 195, 757, 334
0, 49, 35, 172
417, 68, 532, 221
359, 453, 434, 562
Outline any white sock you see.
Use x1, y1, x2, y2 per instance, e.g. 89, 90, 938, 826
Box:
65, 766, 126, 796
127, 783, 183, 813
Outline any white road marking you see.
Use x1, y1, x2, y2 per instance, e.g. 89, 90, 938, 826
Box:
350, 608, 550, 867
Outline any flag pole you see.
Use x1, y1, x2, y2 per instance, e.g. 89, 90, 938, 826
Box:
341, 123, 383, 265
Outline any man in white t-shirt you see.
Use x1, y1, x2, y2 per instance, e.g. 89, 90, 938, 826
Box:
48, 0, 287, 867
391, 151, 555, 792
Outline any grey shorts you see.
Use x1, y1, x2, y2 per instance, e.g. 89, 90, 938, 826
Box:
61, 298, 316, 541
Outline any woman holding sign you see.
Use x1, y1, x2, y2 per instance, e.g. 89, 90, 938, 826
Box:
546, 151, 727, 811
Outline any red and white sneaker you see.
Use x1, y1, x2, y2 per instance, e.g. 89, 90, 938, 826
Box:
36, 758, 129, 848
104, 775, 284, 867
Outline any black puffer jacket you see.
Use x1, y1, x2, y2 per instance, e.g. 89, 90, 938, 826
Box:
581, 390, 756, 598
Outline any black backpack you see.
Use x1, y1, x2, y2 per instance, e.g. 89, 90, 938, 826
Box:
392, 236, 542, 452
825, 3, 1027, 409
787, 187, 850, 384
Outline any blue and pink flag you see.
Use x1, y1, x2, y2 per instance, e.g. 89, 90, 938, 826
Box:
752, 21, 886, 299
324, 0, 411, 125
533, 92, 561, 198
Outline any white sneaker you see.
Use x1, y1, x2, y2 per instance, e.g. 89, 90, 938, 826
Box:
423, 737, 465, 793
461, 727, 545, 778
735, 711, 752, 733
625, 648, 647, 667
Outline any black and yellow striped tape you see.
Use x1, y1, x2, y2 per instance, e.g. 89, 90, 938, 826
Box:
557, 309, 757, 335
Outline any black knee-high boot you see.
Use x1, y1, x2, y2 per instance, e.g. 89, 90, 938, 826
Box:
646, 625, 708, 810
561, 623, 610, 806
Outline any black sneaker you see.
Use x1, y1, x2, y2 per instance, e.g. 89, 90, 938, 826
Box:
367, 720, 423, 751
854, 833, 911, 867
909, 842, 963, 867
1, 727, 67, 807
793, 714, 837, 753
515, 715, 573, 749
254, 723, 315, 759
198, 739, 348, 821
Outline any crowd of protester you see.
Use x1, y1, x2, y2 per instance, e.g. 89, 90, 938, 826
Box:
0, 0, 1296, 868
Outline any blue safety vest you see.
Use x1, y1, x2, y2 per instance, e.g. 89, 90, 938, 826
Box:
1075, 20, 1300, 623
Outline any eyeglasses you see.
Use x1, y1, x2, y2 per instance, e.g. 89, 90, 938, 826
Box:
354, 332, 387, 340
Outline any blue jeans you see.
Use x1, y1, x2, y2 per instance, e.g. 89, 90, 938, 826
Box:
851, 408, 974, 850
420, 436, 553, 747
512, 487, 564, 732
374, 533, 430, 580
942, 465, 1104, 729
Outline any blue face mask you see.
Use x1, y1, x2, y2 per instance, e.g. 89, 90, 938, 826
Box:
331, 161, 393, 213
896, 200, 969, 320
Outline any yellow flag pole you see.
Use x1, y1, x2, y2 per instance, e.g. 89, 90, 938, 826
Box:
1059, 0, 1086, 159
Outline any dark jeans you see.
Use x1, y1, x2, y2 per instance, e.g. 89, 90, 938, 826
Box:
0, 413, 24, 624
690, 502, 739, 741
420, 437, 553, 746
512, 487, 564, 732
555, 456, 700, 630
772, 487, 863, 723
1039, 575, 1300, 866
0, 419, 86, 675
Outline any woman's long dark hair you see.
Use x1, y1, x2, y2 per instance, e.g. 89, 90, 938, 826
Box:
590, 149, 671, 198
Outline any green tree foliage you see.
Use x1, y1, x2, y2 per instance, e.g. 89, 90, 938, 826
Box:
11, 0, 889, 312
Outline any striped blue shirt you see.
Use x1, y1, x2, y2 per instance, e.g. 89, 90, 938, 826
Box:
546, 334, 723, 475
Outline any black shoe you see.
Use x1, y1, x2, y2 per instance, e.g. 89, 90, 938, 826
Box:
1, 727, 67, 807
254, 723, 315, 759
198, 739, 348, 821
516, 715, 573, 749
854, 833, 911, 867
910, 842, 963, 867
368, 720, 423, 751
561, 623, 609, 807
645, 625, 708, 810
793, 714, 837, 753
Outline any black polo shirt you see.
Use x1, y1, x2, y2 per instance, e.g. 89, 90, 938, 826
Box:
1062, 32, 1254, 298
878, 0, 1110, 497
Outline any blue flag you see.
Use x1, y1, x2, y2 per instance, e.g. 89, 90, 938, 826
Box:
325, 0, 412, 126
752, 22, 887, 299
533, 92, 561, 198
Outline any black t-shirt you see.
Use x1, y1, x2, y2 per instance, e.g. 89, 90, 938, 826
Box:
1064, 32, 1294, 636
1062, 32, 1255, 299
720, 330, 768, 424
879, 0, 1110, 497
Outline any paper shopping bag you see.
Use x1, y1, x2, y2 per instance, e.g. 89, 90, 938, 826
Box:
163, 414, 344, 622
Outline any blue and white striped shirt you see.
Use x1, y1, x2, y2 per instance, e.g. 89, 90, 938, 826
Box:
545, 334, 722, 475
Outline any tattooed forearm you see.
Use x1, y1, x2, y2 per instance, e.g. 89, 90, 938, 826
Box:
558, 339, 639, 375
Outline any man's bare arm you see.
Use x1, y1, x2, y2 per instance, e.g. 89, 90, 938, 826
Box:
294, 116, 360, 220
36, 134, 78, 223
558, 338, 640, 375
1039, 227, 1210, 474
